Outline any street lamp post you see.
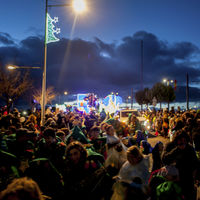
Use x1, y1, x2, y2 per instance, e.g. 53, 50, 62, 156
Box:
41, 0, 86, 126
162, 78, 174, 110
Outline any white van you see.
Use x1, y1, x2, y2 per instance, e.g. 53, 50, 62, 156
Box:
119, 109, 146, 123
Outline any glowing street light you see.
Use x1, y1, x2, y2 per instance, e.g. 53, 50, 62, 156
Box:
73, 0, 87, 13
162, 78, 167, 83
7, 65, 40, 70
162, 78, 174, 86
64, 91, 68, 95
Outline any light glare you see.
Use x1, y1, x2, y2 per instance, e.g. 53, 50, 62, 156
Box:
73, 0, 86, 13
7, 65, 16, 70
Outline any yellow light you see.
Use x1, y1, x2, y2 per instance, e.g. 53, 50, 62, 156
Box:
7, 65, 16, 70
163, 78, 167, 83
170, 80, 174, 83
73, 0, 86, 13
64, 91, 68, 95
23, 111, 27, 115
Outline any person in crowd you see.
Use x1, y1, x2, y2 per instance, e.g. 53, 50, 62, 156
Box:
111, 145, 150, 199
140, 140, 153, 155
134, 130, 147, 147
151, 141, 163, 172
35, 127, 66, 169
162, 130, 198, 200
0, 177, 45, 200
104, 124, 127, 173
118, 145, 150, 188
88, 125, 107, 158
162, 117, 169, 138
63, 141, 103, 200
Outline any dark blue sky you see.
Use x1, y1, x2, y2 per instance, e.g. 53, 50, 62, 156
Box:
0, 0, 200, 99
1, 0, 200, 46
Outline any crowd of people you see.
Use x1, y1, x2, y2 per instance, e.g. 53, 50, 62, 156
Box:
0, 106, 200, 200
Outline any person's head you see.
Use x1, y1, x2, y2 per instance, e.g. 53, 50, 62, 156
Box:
105, 125, 115, 136
140, 140, 152, 155
65, 141, 87, 165
100, 122, 108, 132
89, 126, 100, 139
43, 127, 56, 145
0, 177, 44, 200
192, 131, 200, 151
56, 130, 66, 141
61, 128, 70, 136
173, 130, 190, 150
16, 128, 30, 143
127, 145, 143, 165
154, 141, 164, 152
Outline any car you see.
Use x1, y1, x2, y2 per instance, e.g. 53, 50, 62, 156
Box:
119, 109, 151, 131
119, 109, 146, 123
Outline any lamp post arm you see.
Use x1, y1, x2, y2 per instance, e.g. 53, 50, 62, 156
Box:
16, 66, 40, 69
48, 3, 71, 7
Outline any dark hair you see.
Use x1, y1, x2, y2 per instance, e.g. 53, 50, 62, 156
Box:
65, 141, 87, 163
56, 130, 65, 137
43, 127, 56, 138
105, 124, 113, 132
173, 130, 190, 145
127, 145, 143, 164
61, 128, 70, 135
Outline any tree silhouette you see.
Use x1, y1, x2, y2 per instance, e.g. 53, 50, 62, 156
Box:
33, 86, 57, 106
0, 67, 32, 113
151, 83, 166, 109
163, 85, 176, 110
135, 90, 145, 110
143, 88, 152, 109
151, 82, 175, 109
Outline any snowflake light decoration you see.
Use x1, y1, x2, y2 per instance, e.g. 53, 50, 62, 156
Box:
46, 13, 61, 44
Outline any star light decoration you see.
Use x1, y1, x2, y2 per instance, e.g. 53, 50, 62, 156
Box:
46, 13, 61, 44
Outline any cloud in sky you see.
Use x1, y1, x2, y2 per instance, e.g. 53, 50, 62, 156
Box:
0, 32, 15, 45
0, 31, 200, 98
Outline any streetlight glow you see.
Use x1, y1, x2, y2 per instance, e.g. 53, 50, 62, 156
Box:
64, 91, 68, 95
73, 0, 86, 13
7, 65, 40, 70
163, 78, 167, 83
7, 65, 17, 70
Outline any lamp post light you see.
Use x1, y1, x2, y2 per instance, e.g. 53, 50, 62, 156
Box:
41, 0, 87, 126
7, 65, 40, 70
162, 78, 174, 110
162, 78, 173, 86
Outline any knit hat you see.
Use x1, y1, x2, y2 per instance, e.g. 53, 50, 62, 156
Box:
66, 125, 89, 144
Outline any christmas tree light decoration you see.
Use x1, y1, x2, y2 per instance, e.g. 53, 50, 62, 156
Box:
46, 13, 61, 44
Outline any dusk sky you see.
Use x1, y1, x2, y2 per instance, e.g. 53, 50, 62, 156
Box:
0, 0, 200, 99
